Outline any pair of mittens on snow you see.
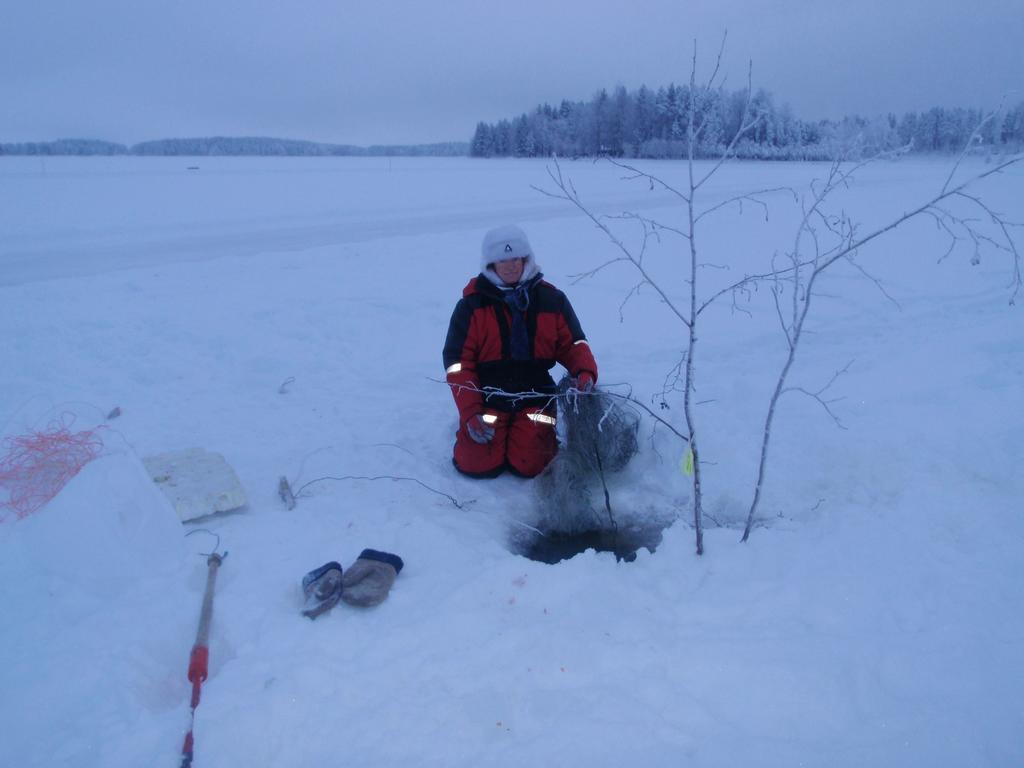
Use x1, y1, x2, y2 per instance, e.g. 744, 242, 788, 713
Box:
301, 549, 404, 619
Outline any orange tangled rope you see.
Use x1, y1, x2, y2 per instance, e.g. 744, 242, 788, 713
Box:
0, 420, 104, 522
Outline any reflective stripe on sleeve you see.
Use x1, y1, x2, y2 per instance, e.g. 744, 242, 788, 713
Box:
481, 413, 499, 425
446, 362, 462, 374
527, 412, 556, 426
573, 339, 590, 347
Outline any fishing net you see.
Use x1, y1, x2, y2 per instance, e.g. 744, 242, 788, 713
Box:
533, 377, 640, 534
0, 419, 104, 522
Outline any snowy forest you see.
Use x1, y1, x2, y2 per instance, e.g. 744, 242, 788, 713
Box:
470, 84, 1024, 159
0, 137, 469, 157
4, 84, 1023, 160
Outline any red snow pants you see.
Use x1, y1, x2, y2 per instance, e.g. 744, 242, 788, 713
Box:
453, 407, 557, 478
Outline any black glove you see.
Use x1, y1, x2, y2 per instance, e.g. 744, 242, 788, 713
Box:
300, 561, 343, 619
340, 549, 404, 607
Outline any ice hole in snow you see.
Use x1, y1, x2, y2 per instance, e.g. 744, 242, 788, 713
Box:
509, 520, 668, 564
509, 378, 666, 562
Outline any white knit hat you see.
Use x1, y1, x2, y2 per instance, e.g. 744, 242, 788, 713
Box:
480, 225, 540, 285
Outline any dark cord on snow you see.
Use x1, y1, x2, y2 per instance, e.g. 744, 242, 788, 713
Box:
185, 529, 227, 559
293, 474, 472, 509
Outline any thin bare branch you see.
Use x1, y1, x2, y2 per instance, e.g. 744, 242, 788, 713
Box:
605, 211, 691, 242
942, 105, 1003, 194
697, 155, 900, 318
433, 377, 692, 444
682, 41, 707, 555
783, 388, 848, 428
658, 354, 687, 402
770, 284, 792, 348
741, 262, 823, 542
618, 280, 647, 321
694, 186, 796, 225
925, 209, 963, 263
606, 158, 691, 203
704, 31, 728, 92
537, 157, 693, 327
729, 289, 754, 318
782, 360, 854, 430
697, 257, 816, 316
815, 157, 1022, 277
569, 255, 633, 283
694, 59, 756, 190
743, 152, 1022, 544
843, 253, 903, 310
614, 391, 691, 443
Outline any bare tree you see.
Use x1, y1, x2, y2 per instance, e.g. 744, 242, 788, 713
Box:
539, 37, 767, 555
539, 42, 1022, 555
740, 144, 1022, 541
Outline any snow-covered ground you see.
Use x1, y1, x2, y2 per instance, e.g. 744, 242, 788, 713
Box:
1, 155, 1021, 767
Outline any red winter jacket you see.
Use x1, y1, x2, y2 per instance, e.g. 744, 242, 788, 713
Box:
443, 273, 597, 422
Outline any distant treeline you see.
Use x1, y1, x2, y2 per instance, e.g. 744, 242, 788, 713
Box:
470, 85, 1024, 160
0, 136, 469, 157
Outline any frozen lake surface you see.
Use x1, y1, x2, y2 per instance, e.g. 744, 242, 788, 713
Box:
1, 155, 1022, 767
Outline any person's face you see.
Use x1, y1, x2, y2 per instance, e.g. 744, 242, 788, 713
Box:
494, 256, 526, 285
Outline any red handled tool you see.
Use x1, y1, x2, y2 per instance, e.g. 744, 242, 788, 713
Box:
181, 551, 225, 767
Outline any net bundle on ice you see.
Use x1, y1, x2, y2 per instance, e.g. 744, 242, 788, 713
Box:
533, 377, 639, 535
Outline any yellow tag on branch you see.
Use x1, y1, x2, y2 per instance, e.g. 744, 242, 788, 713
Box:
681, 447, 694, 476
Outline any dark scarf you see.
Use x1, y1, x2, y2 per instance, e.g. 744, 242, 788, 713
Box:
503, 282, 532, 361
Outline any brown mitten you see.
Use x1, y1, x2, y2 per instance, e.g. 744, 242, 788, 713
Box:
340, 549, 404, 607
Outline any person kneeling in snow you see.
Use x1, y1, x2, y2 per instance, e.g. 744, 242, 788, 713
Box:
443, 225, 598, 478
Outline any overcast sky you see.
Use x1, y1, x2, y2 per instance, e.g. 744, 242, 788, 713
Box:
2, 0, 1022, 146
